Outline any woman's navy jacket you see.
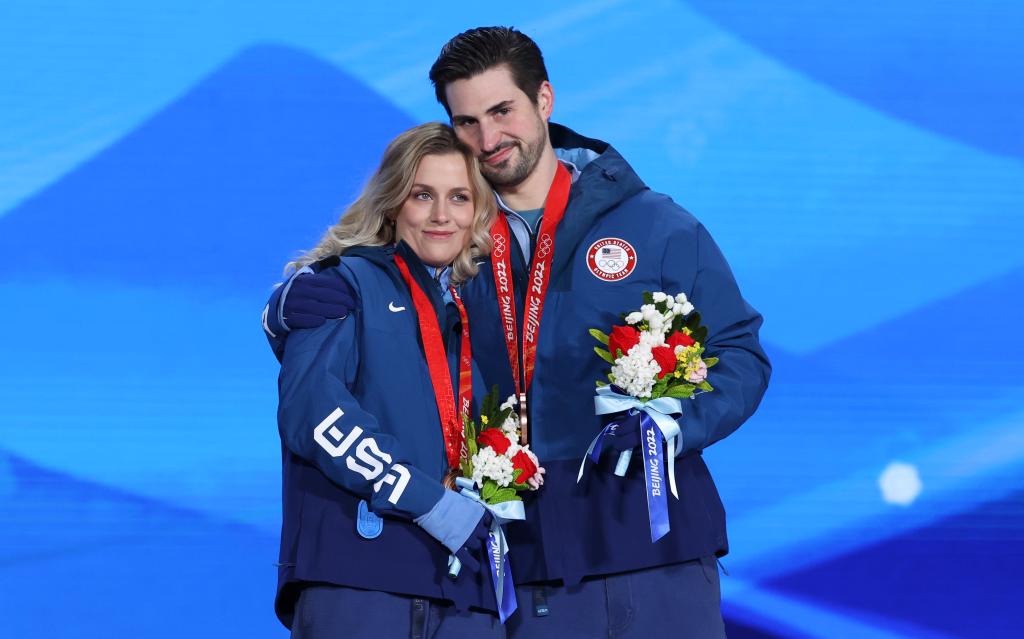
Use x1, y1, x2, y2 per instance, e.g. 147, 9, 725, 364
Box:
274, 243, 494, 628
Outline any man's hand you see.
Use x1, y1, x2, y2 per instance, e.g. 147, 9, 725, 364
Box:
604, 413, 641, 453
283, 272, 356, 329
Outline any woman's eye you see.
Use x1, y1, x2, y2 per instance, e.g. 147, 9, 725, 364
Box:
414, 191, 432, 201
452, 193, 470, 203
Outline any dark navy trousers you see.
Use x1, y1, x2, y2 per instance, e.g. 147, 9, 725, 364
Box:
289, 585, 505, 639
506, 558, 727, 638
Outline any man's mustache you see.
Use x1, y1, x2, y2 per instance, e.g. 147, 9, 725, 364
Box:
480, 141, 518, 162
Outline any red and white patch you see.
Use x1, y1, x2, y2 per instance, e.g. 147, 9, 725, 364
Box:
586, 238, 637, 281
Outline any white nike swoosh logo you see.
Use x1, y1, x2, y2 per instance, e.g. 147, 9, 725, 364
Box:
389, 302, 406, 312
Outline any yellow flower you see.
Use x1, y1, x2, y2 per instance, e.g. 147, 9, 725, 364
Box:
481, 415, 489, 425
673, 371, 681, 378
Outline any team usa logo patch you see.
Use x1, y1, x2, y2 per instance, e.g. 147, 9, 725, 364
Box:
586, 238, 638, 281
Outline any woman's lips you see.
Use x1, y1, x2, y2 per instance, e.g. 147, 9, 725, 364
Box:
423, 230, 455, 240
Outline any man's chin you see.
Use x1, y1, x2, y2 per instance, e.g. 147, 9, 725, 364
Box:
482, 163, 528, 188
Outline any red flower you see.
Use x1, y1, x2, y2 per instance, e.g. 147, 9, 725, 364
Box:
477, 428, 511, 455
666, 331, 695, 350
511, 450, 538, 484
651, 345, 678, 379
608, 325, 641, 358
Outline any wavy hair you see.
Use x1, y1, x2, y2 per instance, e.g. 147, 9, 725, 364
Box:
286, 122, 495, 285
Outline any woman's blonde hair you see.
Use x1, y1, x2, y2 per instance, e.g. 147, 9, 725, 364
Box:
287, 122, 495, 285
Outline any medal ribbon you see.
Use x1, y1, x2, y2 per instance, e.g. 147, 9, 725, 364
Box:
489, 162, 572, 441
394, 254, 471, 469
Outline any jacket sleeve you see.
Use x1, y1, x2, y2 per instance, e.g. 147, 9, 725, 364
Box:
661, 221, 772, 453
262, 280, 290, 362
263, 261, 324, 362
277, 268, 445, 519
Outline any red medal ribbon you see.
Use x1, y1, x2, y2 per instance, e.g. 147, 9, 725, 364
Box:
489, 162, 572, 443
394, 254, 472, 469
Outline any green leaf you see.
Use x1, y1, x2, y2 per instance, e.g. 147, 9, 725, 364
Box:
489, 487, 520, 504
589, 328, 610, 345
664, 384, 696, 399
671, 314, 685, 334
481, 480, 498, 501
607, 372, 616, 383
703, 357, 719, 368
692, 328, 708, 344
642, 291, 654, 305
594, 346, 615, 364
698, 381, 714, 392
596, 380, 608, 387
652, 376, 670, 395
480, 387, 494, 420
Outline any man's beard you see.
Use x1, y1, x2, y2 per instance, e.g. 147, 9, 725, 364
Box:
479, 122, 547, 188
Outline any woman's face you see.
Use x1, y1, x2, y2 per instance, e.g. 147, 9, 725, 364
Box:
394, 152, 476, 267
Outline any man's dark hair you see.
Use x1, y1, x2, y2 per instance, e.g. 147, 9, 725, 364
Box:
429, 27, 549, 116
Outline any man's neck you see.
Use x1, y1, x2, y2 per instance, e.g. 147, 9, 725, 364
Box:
496, 145, 559, 212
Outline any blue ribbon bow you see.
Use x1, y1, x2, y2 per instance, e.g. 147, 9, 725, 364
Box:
446, 477, 524, 623
578, 386, 683, 542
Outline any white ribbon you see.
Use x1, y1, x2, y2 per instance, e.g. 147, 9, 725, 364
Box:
578, 387, 682, 499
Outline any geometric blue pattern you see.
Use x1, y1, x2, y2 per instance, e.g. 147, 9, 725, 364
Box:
2, 3, 1022, 636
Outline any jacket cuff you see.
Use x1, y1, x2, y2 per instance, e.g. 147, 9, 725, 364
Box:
414, 489, 485, 554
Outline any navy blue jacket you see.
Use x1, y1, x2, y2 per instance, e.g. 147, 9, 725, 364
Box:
458, 124, 770, 585
267, 124, 771, 589
274, 244, 495, 628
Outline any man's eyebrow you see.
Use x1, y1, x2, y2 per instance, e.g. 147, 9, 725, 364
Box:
452, 100, 515, 124
486, 100, 514, 115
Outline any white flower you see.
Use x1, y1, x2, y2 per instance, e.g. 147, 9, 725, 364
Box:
610, 337, 661, 399
672, 303, 685, 315
680, 301, 694, 315
471, 447, 515, 488
500, 395, 517, 411
501, 415, 519, 435
649, 314, 665, 332
652, 292, 669, 303
625, 311, 644, 325
675, 292, 689, 304
640, 304, 658, 322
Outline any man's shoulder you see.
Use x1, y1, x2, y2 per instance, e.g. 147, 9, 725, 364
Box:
615, 188, 702, 233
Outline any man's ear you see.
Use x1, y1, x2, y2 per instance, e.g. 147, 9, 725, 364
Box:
536, 81, 554, 121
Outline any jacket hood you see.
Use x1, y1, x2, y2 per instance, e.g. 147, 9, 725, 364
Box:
547, 122, 649, 286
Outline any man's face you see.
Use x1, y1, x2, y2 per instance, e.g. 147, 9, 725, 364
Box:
445, 65, 552, 189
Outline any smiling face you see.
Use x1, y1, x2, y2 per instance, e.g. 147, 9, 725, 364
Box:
394, 152, 476, 267
445, 64, 553, 189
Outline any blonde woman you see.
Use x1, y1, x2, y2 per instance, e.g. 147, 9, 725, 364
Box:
274, 123, 503, 638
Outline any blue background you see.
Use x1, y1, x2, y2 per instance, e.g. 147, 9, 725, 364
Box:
1, 2, 1022, 637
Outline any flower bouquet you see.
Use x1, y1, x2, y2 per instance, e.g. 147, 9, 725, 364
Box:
450, 387, 544, 621
579, 291, 717, 541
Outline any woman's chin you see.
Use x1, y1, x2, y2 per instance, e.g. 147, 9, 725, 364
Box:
416, 249, 459, 268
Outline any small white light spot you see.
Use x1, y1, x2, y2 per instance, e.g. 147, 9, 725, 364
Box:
878, 461, 923, 506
